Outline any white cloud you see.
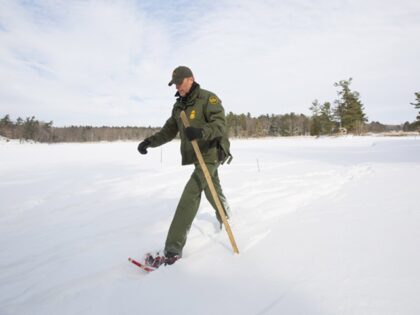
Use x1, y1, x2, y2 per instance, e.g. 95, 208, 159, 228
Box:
0, 1, 172, 126
1, 0, 419, 126
174, 0, 420, 123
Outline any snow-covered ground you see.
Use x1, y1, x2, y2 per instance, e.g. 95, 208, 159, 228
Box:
0, 136, 419, 315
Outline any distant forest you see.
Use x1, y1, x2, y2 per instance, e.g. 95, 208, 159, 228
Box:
0, 112, 416, 143
2, 78, 418, 143
0, 115, 159, 142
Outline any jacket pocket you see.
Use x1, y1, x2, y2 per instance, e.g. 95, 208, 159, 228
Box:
217, 137, 233, 165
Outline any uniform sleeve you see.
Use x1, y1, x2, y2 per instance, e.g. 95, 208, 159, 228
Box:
148, 115, 179, 147
202, 94, 226, 140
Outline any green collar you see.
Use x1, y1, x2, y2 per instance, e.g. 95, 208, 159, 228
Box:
175, 82, 200, 109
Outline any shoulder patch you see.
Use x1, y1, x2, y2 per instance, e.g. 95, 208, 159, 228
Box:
209, 95, 218, 105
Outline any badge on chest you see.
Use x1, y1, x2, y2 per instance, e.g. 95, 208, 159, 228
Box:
189, 110, 196, 120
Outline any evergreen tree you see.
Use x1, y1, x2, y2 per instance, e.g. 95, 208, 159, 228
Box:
319, 102, 335, 135
309, 99, 322, 136
333, 78, 367, 134
410, 92, 420, 125
309, 100, 335, 135
0, 115, 14, 138
23, 116, 39, 140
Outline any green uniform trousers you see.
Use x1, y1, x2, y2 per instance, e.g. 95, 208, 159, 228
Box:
164, 162, 230, 257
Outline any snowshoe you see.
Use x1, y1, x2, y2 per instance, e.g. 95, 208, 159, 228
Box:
144, 251, 180, 268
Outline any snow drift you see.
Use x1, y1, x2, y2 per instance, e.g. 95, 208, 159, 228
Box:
0, 136, 419, 314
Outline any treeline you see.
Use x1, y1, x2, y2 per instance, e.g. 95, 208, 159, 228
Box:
226, 78, 419, 137
1, 112, 412, 143
308, 78, 420, 135
226, 112, 310, 137
51, 126, 159, 142
0, 115, 159, 143
308, 78, 367, 135
0, 116, 54, 142
364, 121, 419, 133
2, 79, 419, 142
225, 112, 414, 137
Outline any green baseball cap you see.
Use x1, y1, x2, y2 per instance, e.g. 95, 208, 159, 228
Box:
168, 66, 193, 86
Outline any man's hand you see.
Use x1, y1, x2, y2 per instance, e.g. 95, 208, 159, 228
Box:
185, 127, 203, 141
138, 139, 151, 154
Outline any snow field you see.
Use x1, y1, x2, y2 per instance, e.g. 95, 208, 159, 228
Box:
0, 136, 419, 314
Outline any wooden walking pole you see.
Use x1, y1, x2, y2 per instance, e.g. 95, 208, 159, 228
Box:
180, 111, 239, 254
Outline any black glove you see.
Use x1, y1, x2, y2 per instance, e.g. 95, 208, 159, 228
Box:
138, 139, 151, 154
185, 127, 203, 141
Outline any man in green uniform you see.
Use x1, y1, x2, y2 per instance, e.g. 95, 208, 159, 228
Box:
137, 66, 232, 263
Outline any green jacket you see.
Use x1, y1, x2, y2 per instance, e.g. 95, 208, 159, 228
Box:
147, 83, 232, 165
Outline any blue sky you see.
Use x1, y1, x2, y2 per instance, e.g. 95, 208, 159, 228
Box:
1, 0, 420, 126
